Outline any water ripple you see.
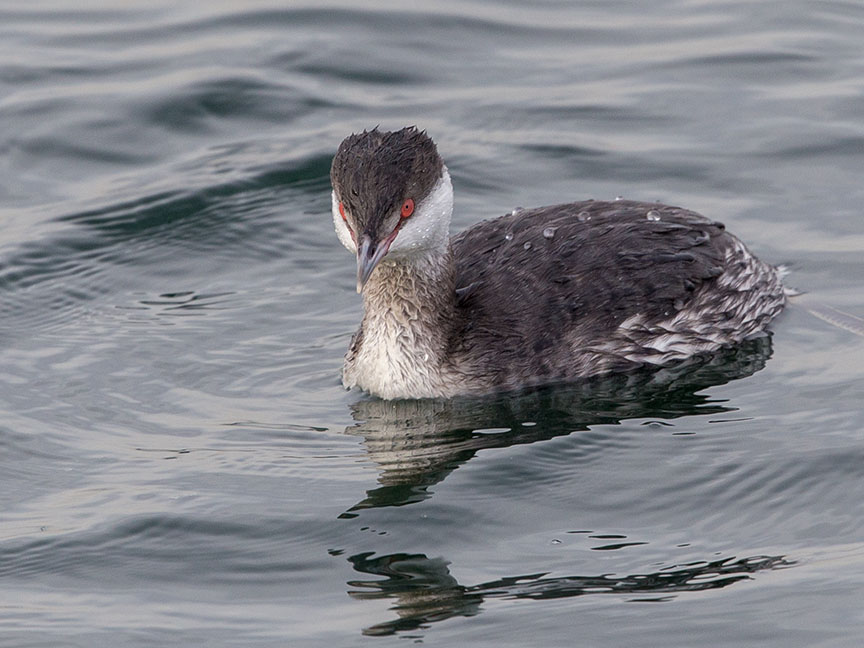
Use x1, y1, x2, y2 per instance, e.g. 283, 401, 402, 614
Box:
0, 514, 335, 586
0, 152, 332, 336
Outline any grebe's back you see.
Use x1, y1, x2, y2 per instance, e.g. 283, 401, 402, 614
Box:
448, 199, 784, 388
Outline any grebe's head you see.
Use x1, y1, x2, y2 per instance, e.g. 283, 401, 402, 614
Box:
330, 127, 454, 292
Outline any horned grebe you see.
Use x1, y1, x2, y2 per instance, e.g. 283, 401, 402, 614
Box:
331, 127, 785, 399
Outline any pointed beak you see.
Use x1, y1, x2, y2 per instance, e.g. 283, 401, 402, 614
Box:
356, 234, 391, 293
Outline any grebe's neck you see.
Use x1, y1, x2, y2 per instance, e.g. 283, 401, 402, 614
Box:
345, 246, 459, 399
362, 244, 455, 313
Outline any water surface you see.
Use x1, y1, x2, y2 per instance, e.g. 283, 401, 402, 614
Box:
2, 1, 864, 645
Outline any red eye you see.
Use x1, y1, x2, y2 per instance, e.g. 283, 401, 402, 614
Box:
401, 198, 414, 219
338, 201, 346, 220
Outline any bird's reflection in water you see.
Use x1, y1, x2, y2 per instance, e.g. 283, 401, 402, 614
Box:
347, 550, 792, 637
342, 336, 774, 513
339, 337, 790, 637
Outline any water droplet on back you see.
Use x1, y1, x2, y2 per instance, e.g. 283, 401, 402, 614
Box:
523, 241, 532, 250
504, 232, 513, 241
647, 210, 661, 221
543, 227, 556, 239
577, 211, 591, 222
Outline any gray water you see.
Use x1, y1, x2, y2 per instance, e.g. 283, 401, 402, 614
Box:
2, 1, 864, 645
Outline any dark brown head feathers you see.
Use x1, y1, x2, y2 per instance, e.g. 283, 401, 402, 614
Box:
331, 127, 443, 236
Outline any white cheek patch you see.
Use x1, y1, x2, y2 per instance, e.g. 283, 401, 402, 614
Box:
389, 167, 454, 256
332, 190, 357, 253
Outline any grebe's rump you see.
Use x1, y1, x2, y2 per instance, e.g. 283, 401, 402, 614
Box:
330, 127, 785, 399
